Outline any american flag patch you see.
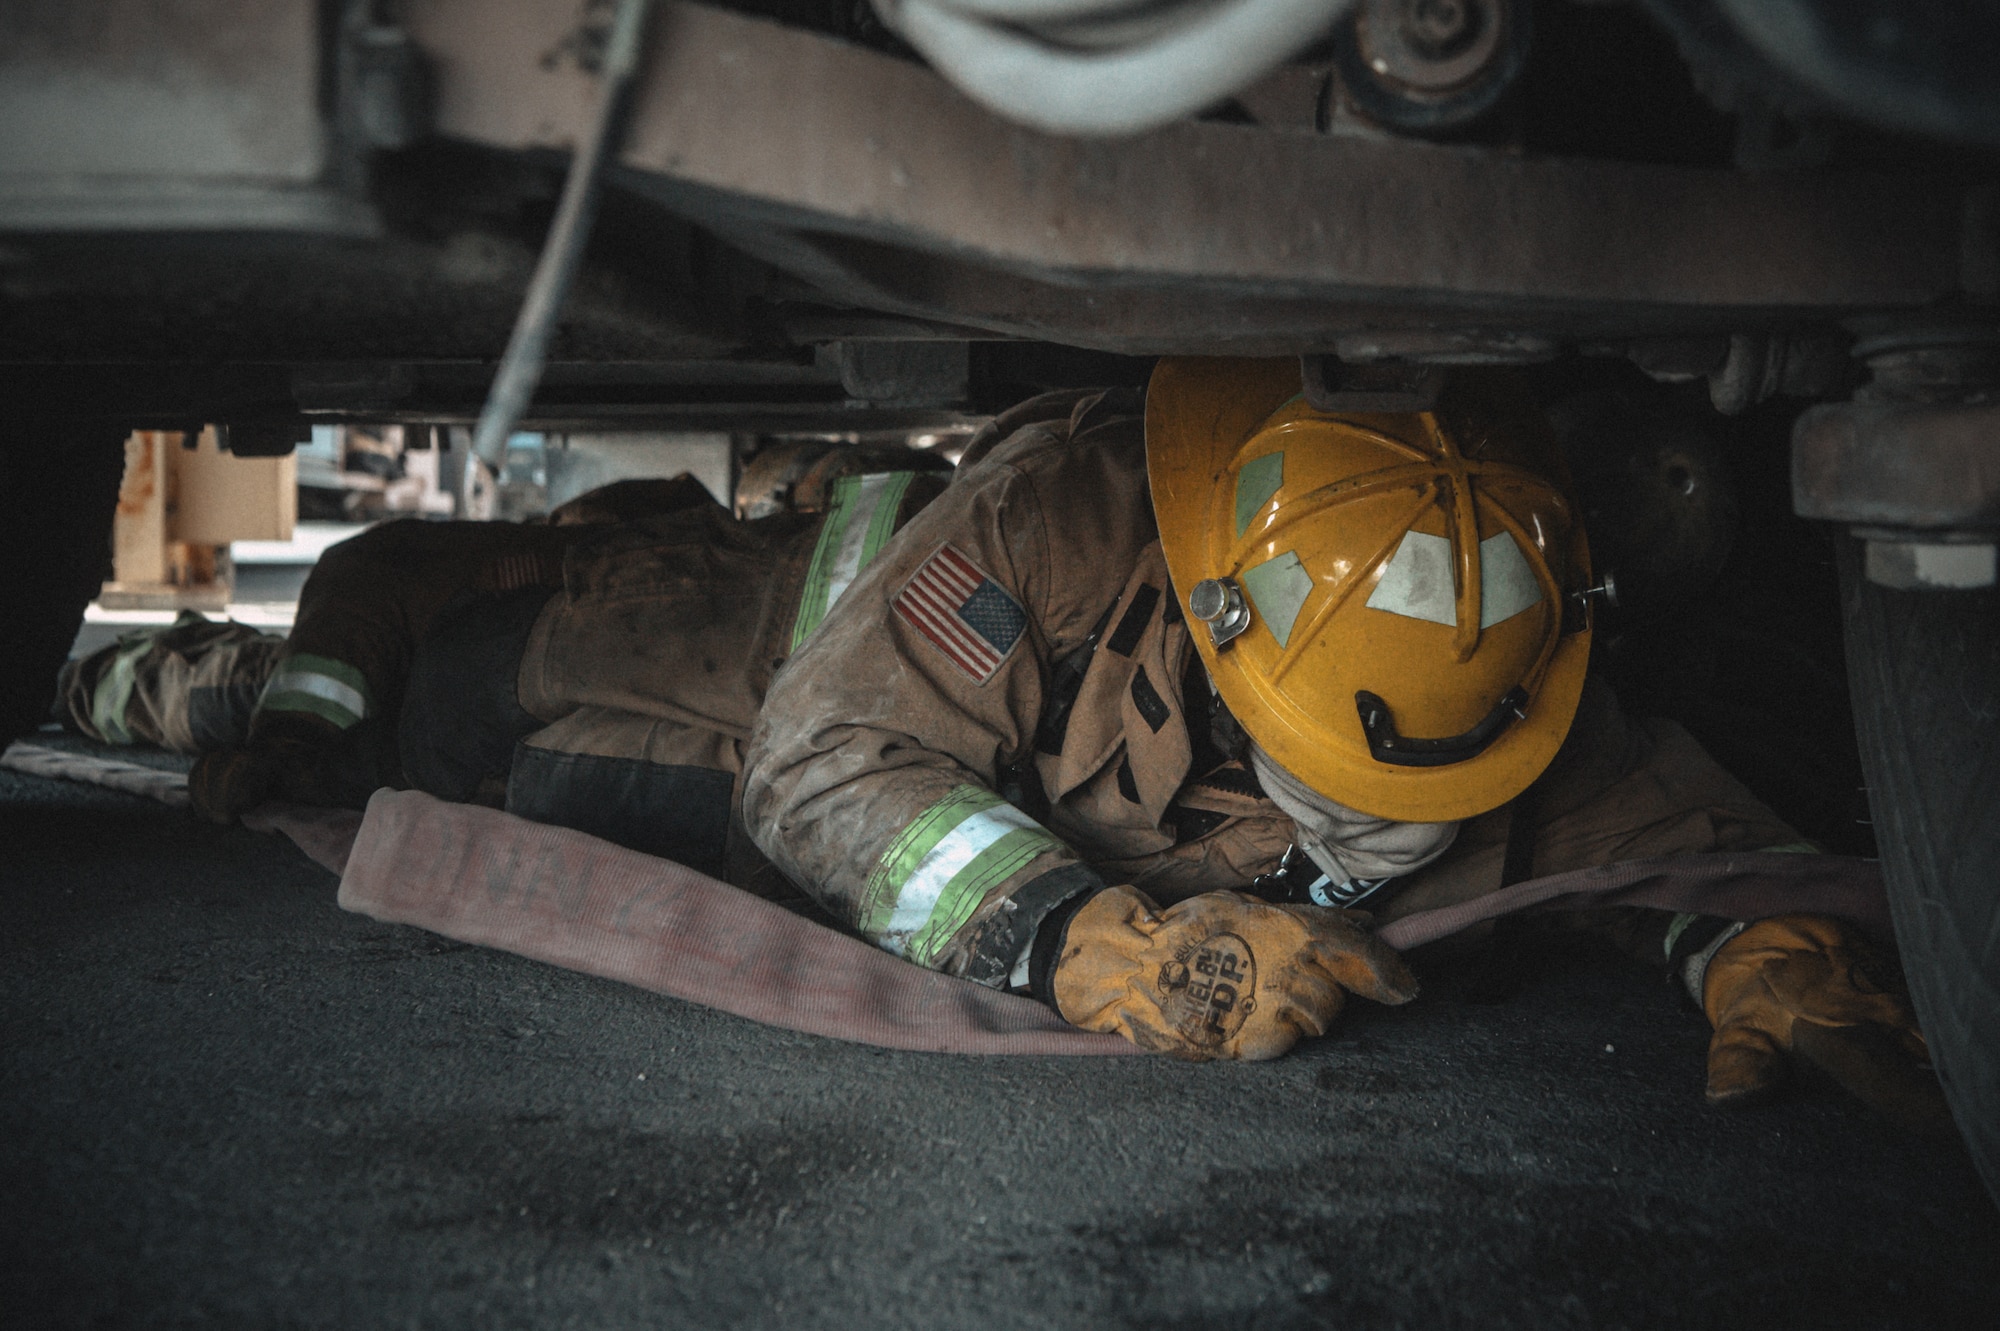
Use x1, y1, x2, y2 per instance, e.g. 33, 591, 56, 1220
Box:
894, 544, 1028, 683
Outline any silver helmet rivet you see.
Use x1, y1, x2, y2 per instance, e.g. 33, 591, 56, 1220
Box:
1188, 577, 1251, 648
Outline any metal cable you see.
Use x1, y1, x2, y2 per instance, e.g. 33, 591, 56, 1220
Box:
471, 0, 654, 468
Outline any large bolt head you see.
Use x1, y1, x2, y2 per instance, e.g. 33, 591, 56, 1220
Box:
1407, 0, 1480, 59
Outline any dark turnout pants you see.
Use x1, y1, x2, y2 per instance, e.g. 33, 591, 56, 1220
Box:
241, 519, 581, 808
396, 586, 738, 881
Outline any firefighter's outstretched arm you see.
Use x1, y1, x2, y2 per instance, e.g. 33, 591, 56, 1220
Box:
744, 434, 1130, 990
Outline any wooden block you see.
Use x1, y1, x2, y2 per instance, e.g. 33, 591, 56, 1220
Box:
97, 579, 231, 613
110, 430, 170, 586
170, 426, 297, 545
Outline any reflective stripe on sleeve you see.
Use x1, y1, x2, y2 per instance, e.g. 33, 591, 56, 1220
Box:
1682, 921, 1748, 1007
1662, 911, 1700, 963
859, 785, 1068, 969
255, 653, 372, 730
88, 636, 155, 746
791, 471, 917, 650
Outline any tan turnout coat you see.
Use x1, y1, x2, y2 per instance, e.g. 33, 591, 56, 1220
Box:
739, 391, 1800, 985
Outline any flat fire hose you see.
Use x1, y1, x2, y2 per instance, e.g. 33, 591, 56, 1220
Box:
8, 744, 1894, 1055
1375, 850, 1893, 952
333, 790, 1135, 1055
326, 791, 1892, 1054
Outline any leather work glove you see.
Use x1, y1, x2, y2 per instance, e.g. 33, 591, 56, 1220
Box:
1700, 913, 1950, 1134
1051, 885, 1419, 1061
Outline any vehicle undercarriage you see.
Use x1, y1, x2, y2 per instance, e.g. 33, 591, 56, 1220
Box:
3, 0, 1997, 1249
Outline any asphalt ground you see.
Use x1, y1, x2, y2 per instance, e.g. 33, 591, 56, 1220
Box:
4, 751, 1998, 1330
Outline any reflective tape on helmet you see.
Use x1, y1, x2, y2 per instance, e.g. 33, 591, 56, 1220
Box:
256, 653, 372, 730
1367, 530, 1457, 626
1241, 550, 1315, 648
1366, 530, 1543, 630
1235, 450, 1284, 536
1476, 531, 1543, 629
791, 471, 917, 650
859, 785, 1067, 968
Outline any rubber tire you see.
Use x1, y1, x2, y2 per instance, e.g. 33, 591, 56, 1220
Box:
0, 420, 127, 744
1838, 536, 2000, 1204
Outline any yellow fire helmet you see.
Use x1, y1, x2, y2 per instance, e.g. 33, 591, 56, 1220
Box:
1147, 357, 1593, 824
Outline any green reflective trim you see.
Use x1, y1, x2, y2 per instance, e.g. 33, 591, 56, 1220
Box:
858, 784, 1067, 966
1242, 550, 1315, 648
1235, 451, 1284, 537
1662, 911, 1700, 962
856, 473, 911, 570
905, 826, 1055, 969
255, 653, 372, 730
791, 471, 917, 650
88, 637, 154, 745
860, 785, 1002, 937
279, 653, 370, 698
256, 689, 362, 731
792, 491, 855, 650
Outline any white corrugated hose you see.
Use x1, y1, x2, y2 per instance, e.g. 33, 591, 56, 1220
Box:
872, 0, 1358, 136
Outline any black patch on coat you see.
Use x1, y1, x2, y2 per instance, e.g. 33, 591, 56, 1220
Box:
1105, 585, 1161, 657
1193, 762, 1264, 799
1130, 666, 1171, 733
1116, 755, 1141, 803
1033, 599, 1118, 756
505, 746, 733, 879
1169, 806, 1231, 845
999, 755, 1053, 824
1182, 650, 1250, 767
